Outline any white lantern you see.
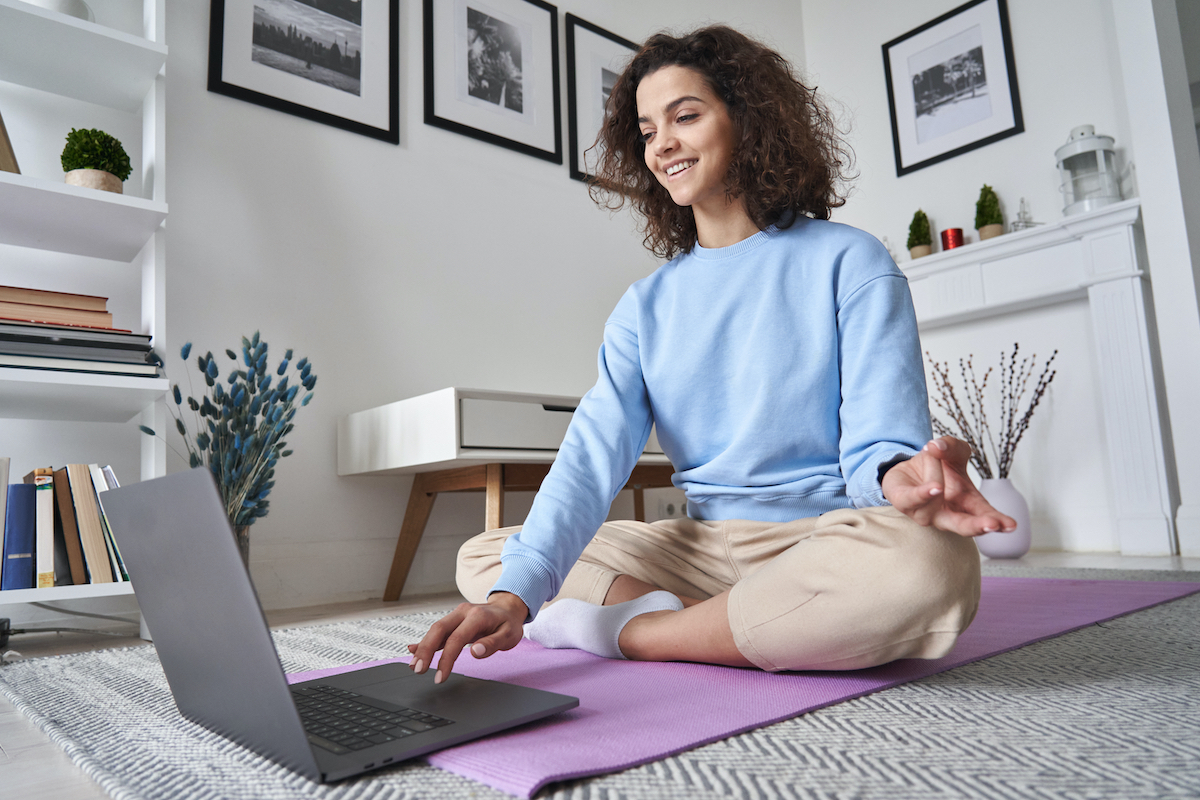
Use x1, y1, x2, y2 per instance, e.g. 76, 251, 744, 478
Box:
1055, 125, 1122, 216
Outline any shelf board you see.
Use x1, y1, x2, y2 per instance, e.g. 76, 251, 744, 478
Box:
0, 171, 167, 261
0, 0, 166, 112
0, 365, 166, 421
0, 580, 135, 606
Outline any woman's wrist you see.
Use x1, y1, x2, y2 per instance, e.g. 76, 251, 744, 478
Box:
487, 591, 530, 622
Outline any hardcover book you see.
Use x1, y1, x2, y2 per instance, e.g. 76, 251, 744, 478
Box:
23, 467, 55, 588
2, 483, 36, 590
65, 463, 113, 583
0, 300, 113, 329
89, 464, 127, 581
0, 320, 148, 346
0, 456, 9, 585
0, 352, 159, 377
52, 466, 87, 585
0, 285, 107, 312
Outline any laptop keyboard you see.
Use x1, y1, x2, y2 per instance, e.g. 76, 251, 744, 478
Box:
292, 684, 455, 754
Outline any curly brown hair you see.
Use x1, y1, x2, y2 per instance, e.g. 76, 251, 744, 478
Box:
590, 25, 853, 260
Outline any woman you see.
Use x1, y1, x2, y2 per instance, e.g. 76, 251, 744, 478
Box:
409, 26, 1014, 682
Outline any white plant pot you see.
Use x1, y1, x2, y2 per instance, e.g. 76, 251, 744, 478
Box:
976, 478, 1032, 559
65, 168, 122, 194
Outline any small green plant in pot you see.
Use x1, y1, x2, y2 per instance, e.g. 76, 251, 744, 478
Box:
907, 209, 933, 258
975, 184, 1004, 240
61, 127, 131, 194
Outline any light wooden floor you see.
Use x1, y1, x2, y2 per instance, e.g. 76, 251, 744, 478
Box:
3, 552, 1200, 800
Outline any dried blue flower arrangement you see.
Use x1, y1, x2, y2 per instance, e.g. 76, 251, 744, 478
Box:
141, 332, 316, 563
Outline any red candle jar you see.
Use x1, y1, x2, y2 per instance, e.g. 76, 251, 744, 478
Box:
941, 228, 964, 249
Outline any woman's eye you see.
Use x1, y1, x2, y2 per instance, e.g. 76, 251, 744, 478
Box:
677, 114, 698, 123
638, 130, 655, 143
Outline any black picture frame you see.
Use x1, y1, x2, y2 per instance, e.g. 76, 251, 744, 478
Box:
882, 0, 1023, 177
424, 0, 562, 163
565, 14, 638, 182
208, 0, 399, 144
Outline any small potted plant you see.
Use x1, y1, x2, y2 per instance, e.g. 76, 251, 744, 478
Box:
61, 127, 131, 194
975, 184, 1004, 240
907, 209, 933, 258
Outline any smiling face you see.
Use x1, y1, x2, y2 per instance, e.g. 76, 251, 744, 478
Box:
636, 65, 744, 233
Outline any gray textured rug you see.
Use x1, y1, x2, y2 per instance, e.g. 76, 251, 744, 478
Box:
2, 565, 1198, 799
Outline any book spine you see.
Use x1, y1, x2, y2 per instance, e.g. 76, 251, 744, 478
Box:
0, 285, 107, 312
89, 464, 127, 582
52, 466, 86, 585
1, 484, 36, 590
25, 469, 55, 588
0, 456, 8, 587
99, 466, 128, 580
0, 300, 113, 329
66, 463, 113, 583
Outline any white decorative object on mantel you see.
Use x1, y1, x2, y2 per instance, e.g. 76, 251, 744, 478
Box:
902, 198, 1177, 557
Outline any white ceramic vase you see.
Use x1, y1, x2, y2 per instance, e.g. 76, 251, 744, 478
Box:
976, 478, 1031, 559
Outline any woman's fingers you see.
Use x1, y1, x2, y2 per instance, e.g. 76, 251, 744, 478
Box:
408, 604, 468, 675
406, 594, 529, 683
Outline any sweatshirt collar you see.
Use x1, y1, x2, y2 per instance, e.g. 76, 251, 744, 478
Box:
690, 223, 783, 260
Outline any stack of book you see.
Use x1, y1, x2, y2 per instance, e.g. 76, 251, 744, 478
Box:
0, 456, 130, 591
0, 285, 157, 378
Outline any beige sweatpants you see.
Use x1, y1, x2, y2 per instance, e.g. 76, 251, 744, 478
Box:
457, 506, 981, 672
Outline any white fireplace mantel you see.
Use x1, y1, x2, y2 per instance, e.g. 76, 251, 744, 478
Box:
901, 198, 1178, 556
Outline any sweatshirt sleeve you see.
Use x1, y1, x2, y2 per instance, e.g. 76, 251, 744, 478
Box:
836, 252, 933, 508
487, 290, 652, 619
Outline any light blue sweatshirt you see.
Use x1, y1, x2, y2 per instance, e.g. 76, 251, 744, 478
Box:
491, 217, 932, 617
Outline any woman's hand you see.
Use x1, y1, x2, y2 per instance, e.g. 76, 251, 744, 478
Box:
407, 591, 529, 684
882, 436, 1016, 537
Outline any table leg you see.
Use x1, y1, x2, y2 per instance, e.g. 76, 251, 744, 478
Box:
383, 474, 437, 602
486, 464, 504, 530
632, 485, 645, 522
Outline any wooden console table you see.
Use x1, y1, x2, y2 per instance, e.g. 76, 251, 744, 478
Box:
384, 461, 673, 601
337, 388, 675, 600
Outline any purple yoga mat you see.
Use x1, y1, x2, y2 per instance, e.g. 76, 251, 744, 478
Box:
288, 576, 1199, 797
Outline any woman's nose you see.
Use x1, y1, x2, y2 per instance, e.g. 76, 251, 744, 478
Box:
652, 130, 676, 155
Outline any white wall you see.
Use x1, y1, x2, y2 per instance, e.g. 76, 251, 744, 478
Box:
157, 0, 806, 610
1110, 0, 1200, 554
800, 0, 1168, 553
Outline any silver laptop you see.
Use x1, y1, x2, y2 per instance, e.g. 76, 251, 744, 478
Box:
101, 467, 577, 782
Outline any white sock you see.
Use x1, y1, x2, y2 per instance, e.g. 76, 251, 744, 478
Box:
525, 590, 684, 659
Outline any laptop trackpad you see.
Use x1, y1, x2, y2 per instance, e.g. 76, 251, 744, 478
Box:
325, 662, 505, 718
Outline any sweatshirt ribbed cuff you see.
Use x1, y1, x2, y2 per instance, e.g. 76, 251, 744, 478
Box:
488, 554, 557, 623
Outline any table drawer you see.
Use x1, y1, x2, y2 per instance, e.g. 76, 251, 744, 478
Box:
460, 398, 664, 453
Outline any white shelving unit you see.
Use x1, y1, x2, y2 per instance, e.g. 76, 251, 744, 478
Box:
0, 0, 166, 610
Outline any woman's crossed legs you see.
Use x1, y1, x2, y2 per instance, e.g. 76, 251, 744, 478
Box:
457, 507, 981, 672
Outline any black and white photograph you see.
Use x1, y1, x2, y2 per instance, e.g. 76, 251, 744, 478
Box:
566, 14, 638, 182
883, 0, 1022, 176
466, 6, 523, 112
209, 0, 398, 143
910, 27, 988, 143
424, 0, 561, 163
252, 0, 363, 96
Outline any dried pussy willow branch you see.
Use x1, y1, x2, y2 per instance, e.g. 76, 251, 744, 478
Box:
925, 343, 1057, 479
